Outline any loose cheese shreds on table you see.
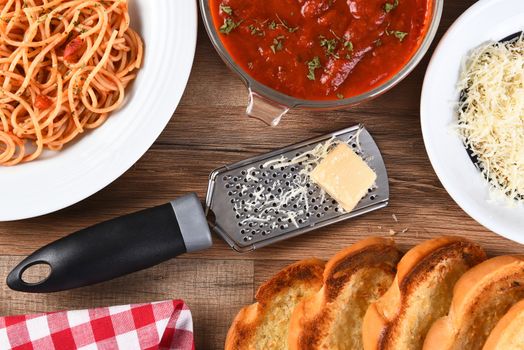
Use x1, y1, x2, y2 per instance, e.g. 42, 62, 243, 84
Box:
456, 35, 524, 204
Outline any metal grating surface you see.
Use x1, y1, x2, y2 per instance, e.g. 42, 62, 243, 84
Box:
206, 125, 389, 252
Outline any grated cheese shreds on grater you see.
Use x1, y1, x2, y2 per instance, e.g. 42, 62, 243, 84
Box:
235, 129, 364, 228
456, 35, 524, 204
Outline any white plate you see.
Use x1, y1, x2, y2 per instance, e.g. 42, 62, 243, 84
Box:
421, 0, 524, 243
0, 0, 197, 221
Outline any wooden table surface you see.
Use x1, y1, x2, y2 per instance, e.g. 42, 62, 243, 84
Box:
1, 1, 523, 349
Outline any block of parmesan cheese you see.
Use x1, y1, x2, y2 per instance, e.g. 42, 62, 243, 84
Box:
310, 143, 377, 212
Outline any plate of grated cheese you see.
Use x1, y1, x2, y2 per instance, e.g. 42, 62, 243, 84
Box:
421, 0, 524, 243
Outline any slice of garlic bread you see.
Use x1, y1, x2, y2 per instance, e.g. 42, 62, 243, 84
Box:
363, 236, 486, 350
288, 237, 401, 350
225, 258, 325, 350
483, 299, 524, 350
423, 255, 524, 350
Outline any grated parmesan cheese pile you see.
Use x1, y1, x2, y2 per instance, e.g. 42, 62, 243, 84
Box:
456, 35, 524, 203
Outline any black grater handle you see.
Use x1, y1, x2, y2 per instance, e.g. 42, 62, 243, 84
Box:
7, 194, 212, 293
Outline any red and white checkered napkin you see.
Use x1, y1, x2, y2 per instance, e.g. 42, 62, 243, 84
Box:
0, 300, 194, 350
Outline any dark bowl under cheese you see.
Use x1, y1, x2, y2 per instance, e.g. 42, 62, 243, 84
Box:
210, 0, 432, 101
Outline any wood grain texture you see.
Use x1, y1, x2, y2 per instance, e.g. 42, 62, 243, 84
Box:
0, 257, 254, 349
1, 1, 523, 349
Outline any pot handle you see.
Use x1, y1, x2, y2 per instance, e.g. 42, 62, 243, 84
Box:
246, 89, 289, 126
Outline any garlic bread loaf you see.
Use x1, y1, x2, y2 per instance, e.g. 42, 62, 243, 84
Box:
363, 236, 486, 350
288, 237, 401, 350
423, 255, 524, 350
483, 298, 524, 350
225, 258, 325, 350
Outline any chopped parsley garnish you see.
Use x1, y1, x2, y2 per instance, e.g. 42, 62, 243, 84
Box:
320, 38, 339, 58
374, 38, 383, 47
344, 40, 353, 51
393, 31, 408, 42
276, 14, 298, 33
270, 35, 285, 53
387, 30, 408, 42
336, 93, 344, 99
268, 21, 277, 30
219, 3, 233, 15
306, 56, 321, 80
219, 18, 241, 35
248, 24, 265, 36
384, 0, 399, 13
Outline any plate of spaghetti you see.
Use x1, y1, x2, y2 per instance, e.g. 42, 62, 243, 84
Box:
0, 0, 197, 220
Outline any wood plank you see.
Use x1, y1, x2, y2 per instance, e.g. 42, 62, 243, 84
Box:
1, 140, 522, 258
0, 257, 254, 350
1, 1, 522, 349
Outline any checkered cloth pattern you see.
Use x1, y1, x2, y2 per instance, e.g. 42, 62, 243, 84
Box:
0, 300, 194, 350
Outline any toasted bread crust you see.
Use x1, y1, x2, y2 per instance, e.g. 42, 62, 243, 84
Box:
225, 258, 325, 350
363, 236, 486, 350
483, 299, 524, 350
288, 237, 401, 350
423, 255, 524, 350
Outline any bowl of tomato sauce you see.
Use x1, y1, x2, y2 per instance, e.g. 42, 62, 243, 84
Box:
200, 0, 443, 126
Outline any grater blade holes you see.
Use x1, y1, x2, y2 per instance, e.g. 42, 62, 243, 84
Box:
216, 128, 385, 247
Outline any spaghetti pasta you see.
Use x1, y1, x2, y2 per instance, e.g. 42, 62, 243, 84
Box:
0, 0, 143, 166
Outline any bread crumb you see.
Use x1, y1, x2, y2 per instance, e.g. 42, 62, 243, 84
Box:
389, 229, 397, 236
401, 228, 409, 234
392, 214, 398, 223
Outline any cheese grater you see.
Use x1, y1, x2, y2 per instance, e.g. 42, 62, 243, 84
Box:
8, 125, 388, 293
206, 124, 389, 252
